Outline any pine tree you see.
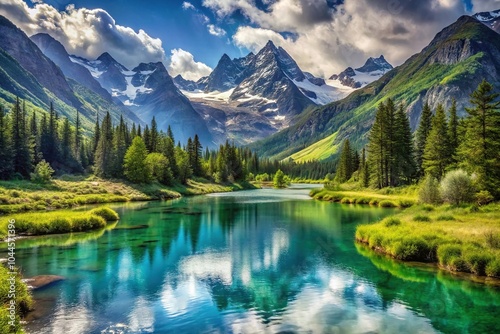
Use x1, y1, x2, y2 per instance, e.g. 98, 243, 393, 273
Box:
167, 125, 175, 144
367, 102, 388, 188
124, 136, 150, 183
359, 148, 369, 188
415, 102, 433, 177
423, 104, 450, 179
112, 115, 128, 177
94, 112, 114, 177
0, 105, 13, 179
176, 146, 192, 184
192, 134, 204, 177
150, 117, 159, 153
11, 98, 32, 177
61, 117, 72, 161
335, 139, 353, 183
458, 79, 500, 198
29, 112, 41, 165
143, 125, 151, 152
44, 102, 60, 164
447, 99, 459, 166
74, 110, 81, 162
394, 103, 415, 184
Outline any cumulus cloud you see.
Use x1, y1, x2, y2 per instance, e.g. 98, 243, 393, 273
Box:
168, 48, 213, 81
471, 0, 500, 12
207, 24, 226, 36
182, 2, 196, 10
0, 0, 166, 69
205, 0, 468, 77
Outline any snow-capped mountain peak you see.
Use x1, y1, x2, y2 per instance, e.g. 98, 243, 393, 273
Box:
329, 55, 393, 89
473, 9, 500, 33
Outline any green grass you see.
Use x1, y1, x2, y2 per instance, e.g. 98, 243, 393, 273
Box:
0, 265, 32, 333
0, 206, 119, 237
0, 177, 255, 215
355, 203, 500, 278
288, 132, 339, 163
310, 186, 417, 209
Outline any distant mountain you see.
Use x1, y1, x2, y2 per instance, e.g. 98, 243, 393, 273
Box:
329, 55, 393, 89
71, 53, 213, 145
250, 15, 500, 161
473, 9, 500, 33
203, 53, 248, 92
173, 74, 200, 91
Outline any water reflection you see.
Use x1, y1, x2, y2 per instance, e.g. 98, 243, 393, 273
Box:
1, 187, 498, 333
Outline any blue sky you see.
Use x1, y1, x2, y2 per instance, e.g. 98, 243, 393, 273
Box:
1, 0, 498, 79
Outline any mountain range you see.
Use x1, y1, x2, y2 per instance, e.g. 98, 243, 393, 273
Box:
250, 15, 500, 162
0, 11, 498, 157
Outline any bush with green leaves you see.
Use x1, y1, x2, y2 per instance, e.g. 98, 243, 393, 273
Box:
145, 153, 173, 185
255, 173, 270, 182
440, 169, 475, 205
273, 169, 289, 188
418, 175, 442, 204
475, 190, 494, 206
30, 160, 54, 183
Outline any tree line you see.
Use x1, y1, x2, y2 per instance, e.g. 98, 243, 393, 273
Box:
0, 98, 275, 185
334, 79, 500, 199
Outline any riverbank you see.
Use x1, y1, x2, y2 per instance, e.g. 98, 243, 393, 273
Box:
355, 203, 500, 278
310, 187, 417, 208
0, 176, 255, 215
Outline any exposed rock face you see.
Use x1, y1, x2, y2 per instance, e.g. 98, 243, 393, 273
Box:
355, 55, 393, 73
473, 9, 500, 33
173, 74, 200, 91
329, 67, 360, 88
329, 56, 393, 89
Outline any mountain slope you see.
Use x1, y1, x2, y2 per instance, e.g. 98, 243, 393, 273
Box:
0, 16, 80, 108
250, 15, 500, 161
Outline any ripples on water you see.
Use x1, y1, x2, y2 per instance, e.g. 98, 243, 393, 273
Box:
3, 185, 499, 333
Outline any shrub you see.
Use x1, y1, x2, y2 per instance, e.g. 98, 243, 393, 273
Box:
30, 160, 54, 183
413, 215, 432, 222
369, 199, 379, 206
437, 244, 462, 266
393, 237, 431, 261
485, 259, 500, 277
379, 200, 397, 208
422, 205, 435, 212
255, 173, 270, 182
90, 207, 120, 221
463, 248, 492, 276
247, 172, 255, 181
399, 199, 415, 208
49, 218, 72, 233
419, 176, 442, 204
384, 217, 401, 227
340, 197, 351, 204
475, 190, 494, 206
484, 231, 500, 249
355, 197, 370, 205
436, 215, 455, 221
440, 169, 475, 206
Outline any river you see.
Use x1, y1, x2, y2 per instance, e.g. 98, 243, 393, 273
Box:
4, 185, 500, 333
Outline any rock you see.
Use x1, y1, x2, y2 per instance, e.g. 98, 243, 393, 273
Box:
23, 275, 65, 290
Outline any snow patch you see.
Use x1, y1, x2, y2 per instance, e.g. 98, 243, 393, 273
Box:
182, 89, 234, 102
293, 79, 354, 105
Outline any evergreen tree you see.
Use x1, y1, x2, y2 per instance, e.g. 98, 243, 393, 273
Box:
0, 105, 13, 179
61, 117, 72, 161
74, 111, 81, 162
175, 146, 192, 184
167, 125, 175, 144
11, 98, 32, 177
112, 115, 128, 177
447, 99, 459, 164
124, 136, 150, 183
415, 102, 433, 177
143, 125, 151, 152
423, 104, 450, 179
29, 112, 41, 165
394, 103, 415, 184
94, 112, 114, 177
150, 117, 159, 153
192, 134, 204, 177
359, 148, 369, 188
458, 79, 500, 198
45, 102, 60, 164
335, 139, 353, 183
368, 102, 388, 188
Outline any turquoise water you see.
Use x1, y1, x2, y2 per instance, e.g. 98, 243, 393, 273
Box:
4, 185, 500, 333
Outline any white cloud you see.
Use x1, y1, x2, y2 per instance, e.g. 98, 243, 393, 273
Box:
168, 48, 213, 81
207, 24, 226, 36
205, 0, 468, 77
0, 0, 166, 69
182, 2, 196, 10
471, 0, 500, 12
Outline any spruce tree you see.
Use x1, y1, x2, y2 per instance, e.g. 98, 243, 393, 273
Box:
94, 112, 114, 177
143, 125, 151, 152
112, 115, 128, 177
74, 111, 81, 162
335, 139, 353, 183
394, 103, 415, 184
423, 104, 450, 179
359, 147, 369, 188
192, 134, 203, 177
458, 79, 500, 198
0, 105, 13, 179
29, 112, 41, 165
61, 117, 72, 161
367, 102, 388, 188
447, 99, 458, 164
11, 98, 32, 177
415, 102, 433, 178
150, 117, 159, 153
